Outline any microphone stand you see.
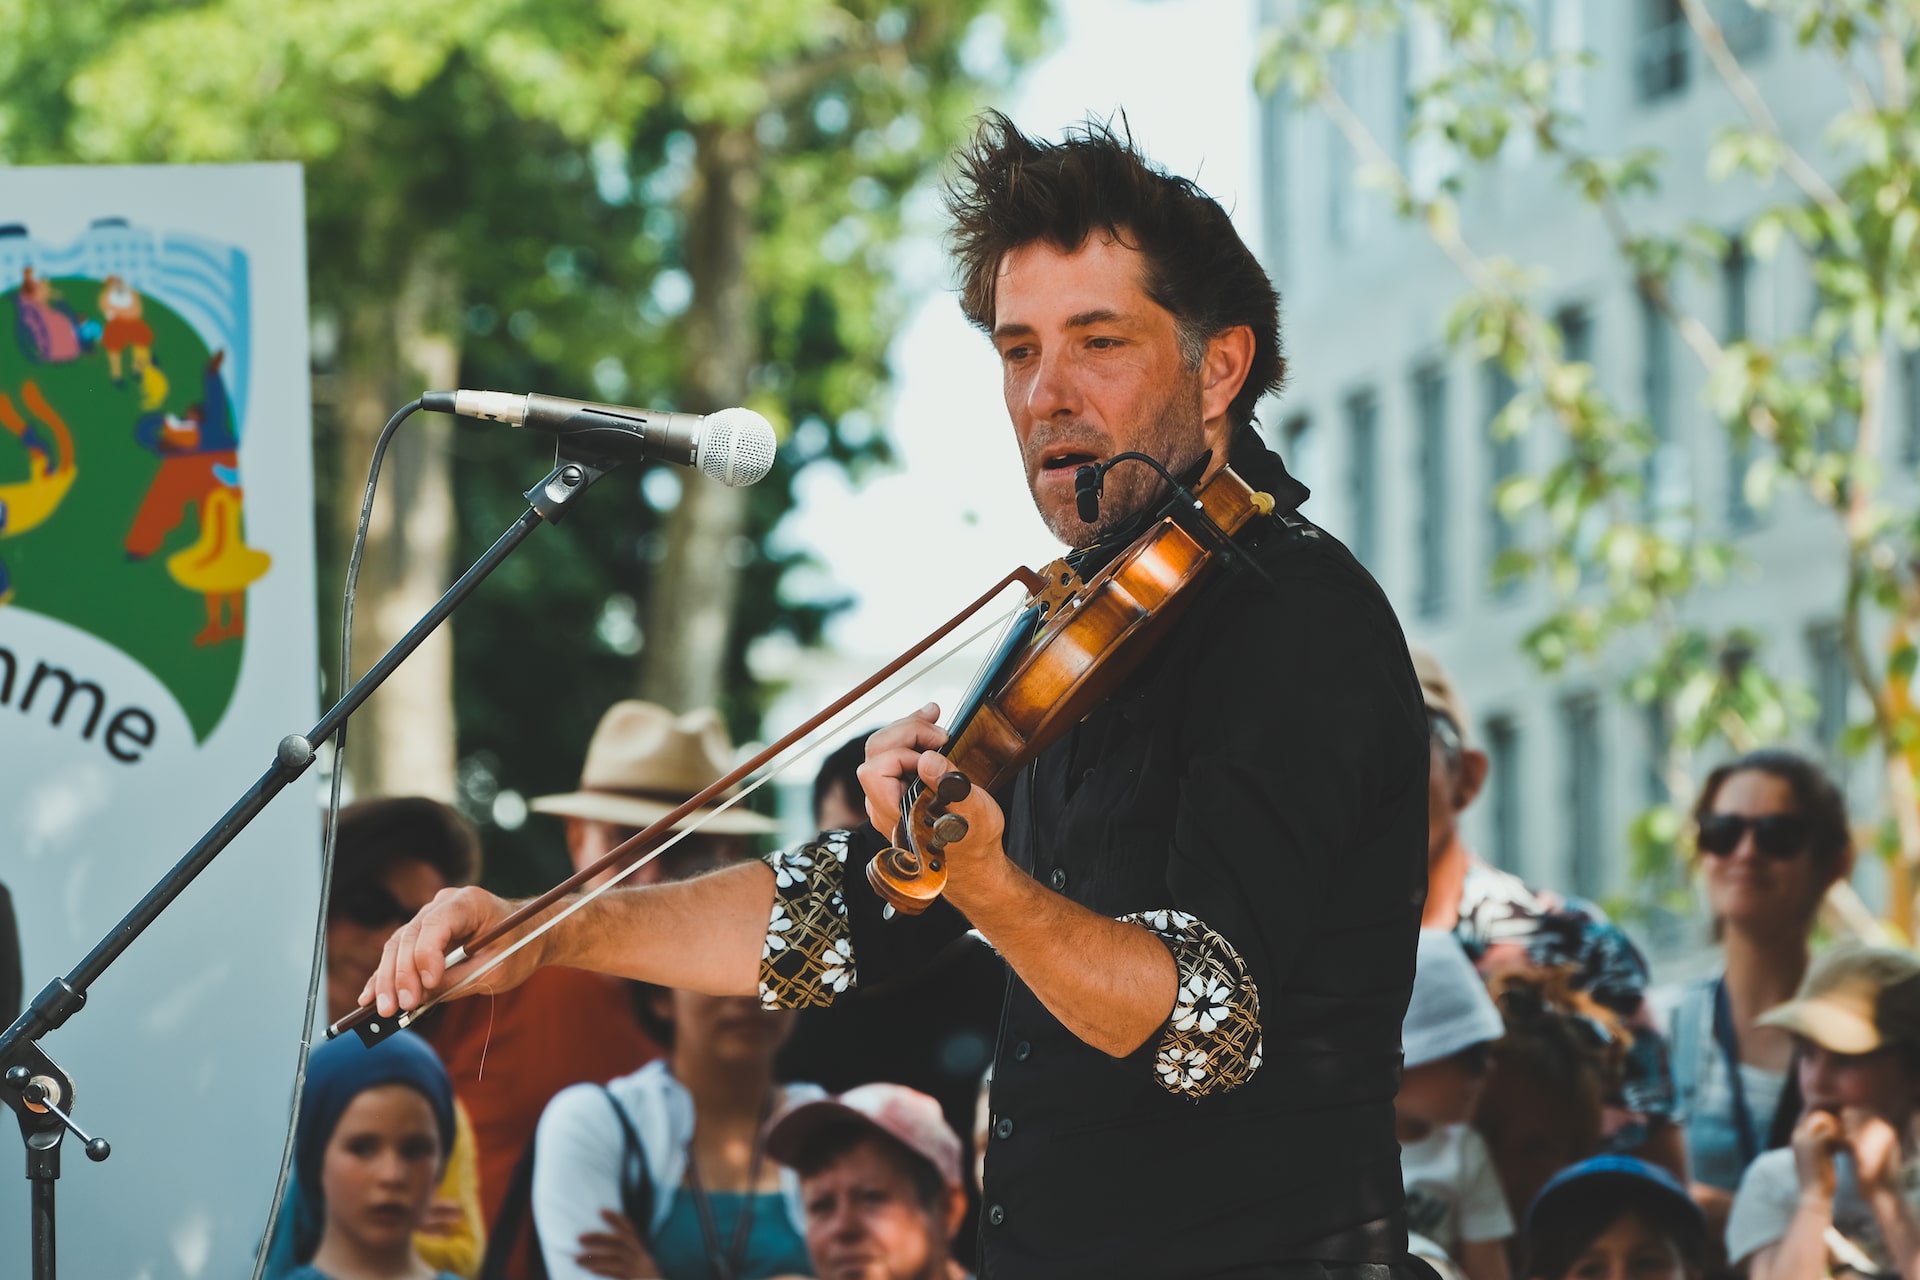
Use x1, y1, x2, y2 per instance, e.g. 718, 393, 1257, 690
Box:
0, 444, 621, 1280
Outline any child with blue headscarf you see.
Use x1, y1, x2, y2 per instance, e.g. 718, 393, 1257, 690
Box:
276, 1031, 463, 1280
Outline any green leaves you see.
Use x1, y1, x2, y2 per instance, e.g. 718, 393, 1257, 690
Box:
1262, 0, 1920, 921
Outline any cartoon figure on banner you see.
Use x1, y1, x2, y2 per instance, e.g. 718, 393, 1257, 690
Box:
0, 380, 76, 605
98, 275, 158, 392
130, 351, 271, 645
13, 267, 100, 364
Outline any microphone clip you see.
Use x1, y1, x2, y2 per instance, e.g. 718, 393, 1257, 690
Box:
1074, 462, 1105, 524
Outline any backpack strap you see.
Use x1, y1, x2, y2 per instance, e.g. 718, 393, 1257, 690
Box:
479, 1085, 655, 1280
599, 1083, 655, 1232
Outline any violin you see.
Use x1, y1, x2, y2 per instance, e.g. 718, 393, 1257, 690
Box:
866, 457, 1273, 914
328, 453, 1272, 1043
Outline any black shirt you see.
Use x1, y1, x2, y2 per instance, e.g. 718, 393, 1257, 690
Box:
760, 431, 1429, 1278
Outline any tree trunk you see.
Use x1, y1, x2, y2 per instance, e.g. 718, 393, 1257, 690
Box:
637, 123, 758, 715
334, 255, 462, 800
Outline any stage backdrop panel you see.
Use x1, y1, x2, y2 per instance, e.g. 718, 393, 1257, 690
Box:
0, 165, 319, 1279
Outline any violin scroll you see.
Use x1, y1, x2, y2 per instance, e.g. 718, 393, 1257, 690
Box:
868, 770, 973, 915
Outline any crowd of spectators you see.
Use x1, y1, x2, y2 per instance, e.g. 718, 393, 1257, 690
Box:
272, 640, 1920, 1280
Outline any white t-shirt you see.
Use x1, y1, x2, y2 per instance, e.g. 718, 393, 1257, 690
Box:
1402, 1124, 1515, 1258
1726, 1146, 1920, 1276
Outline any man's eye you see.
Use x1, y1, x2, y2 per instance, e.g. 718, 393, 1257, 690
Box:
1087, 337, 1120, 350
1001, 345, 1032, 362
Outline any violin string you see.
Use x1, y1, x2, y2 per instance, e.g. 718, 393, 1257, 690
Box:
397, 598, 1030, 1027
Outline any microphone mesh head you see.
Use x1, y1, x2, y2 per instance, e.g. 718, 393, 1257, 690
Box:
696, 407, 778, 487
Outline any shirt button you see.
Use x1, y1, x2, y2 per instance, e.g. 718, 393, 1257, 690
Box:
1013, 1040, 1032, 1062
994, 1117, 1014, 1140
1049, 868, 1068, 890
988, 1204, 1006, 1226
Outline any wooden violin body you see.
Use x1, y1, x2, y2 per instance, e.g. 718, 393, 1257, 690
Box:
868, 464, 1274, 913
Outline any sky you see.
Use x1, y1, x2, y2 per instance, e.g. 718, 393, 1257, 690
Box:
760, 0, 1264, 789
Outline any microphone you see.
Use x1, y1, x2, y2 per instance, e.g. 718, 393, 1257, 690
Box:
422, 390, 777, 487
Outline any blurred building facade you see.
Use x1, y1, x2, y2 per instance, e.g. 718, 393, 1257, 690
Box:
1256, 0, 1920, 958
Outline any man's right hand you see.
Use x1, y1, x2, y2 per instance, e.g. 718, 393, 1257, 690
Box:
1791, 1108, 1844, 1204
360, 885, 549, 1018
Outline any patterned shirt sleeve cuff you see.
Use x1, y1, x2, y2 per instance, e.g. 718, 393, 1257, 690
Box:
758, 831, 858, 1010
1120, 909, 1263, 1097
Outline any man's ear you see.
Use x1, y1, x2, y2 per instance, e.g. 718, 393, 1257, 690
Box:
1200, 325, 1255, 426
1454, 748, 1490, 814
944, 1183, 969, 1240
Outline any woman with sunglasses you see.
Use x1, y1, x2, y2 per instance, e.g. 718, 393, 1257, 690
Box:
1662, 751, 1852, 1245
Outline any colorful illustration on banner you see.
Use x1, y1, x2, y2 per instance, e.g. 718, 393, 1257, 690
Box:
0, 217, 267, 742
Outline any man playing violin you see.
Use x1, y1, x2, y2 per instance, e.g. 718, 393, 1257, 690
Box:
365, 113, 1431, 1278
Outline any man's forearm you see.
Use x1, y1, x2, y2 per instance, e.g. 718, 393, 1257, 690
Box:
947, 857, 1177, 1058
541, 860, 775, 997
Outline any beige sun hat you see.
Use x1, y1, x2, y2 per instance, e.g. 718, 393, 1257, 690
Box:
1757, 945, 1920, 1054
528, 700, 776, 835
1410, 645, 1471, 743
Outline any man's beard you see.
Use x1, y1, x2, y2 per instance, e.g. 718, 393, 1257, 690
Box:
1026, 368, 1208, 547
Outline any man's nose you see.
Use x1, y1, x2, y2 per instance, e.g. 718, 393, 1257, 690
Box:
1025, 346, 1082, 420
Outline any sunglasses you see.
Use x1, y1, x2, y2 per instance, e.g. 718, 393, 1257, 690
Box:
1429, 711, 1463, 761
331, 880, 414, 929
1696, 812, 1813, 860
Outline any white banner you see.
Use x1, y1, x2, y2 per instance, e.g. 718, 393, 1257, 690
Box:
0, 164, 319, 1279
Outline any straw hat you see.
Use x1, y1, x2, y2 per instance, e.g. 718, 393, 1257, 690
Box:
528, 701, 776, 835
1757, 944, 1920, 1055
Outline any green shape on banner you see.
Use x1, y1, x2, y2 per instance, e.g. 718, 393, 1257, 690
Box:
0, 273, 266, 742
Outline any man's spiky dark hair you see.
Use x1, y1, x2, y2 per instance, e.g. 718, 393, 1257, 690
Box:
945, 110, 1285, 430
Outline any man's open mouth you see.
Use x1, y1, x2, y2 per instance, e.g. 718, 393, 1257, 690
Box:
1042, 450, 1100, 472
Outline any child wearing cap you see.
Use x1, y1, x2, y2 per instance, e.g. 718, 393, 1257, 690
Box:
1725, 946, 1920, 1280
1524, 1156, 1708, 1280
1400, 930, 1516, 1280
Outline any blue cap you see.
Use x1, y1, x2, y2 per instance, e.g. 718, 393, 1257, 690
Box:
1526, 1155, 1705, 1252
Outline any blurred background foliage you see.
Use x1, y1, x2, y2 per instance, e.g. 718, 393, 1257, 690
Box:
1260, 0, 1919, 934
0, 0, 1048, 893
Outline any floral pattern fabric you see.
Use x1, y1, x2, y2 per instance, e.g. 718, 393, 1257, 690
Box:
759, 832, 858, 1010
1122, 908, 1262, 1098
1453, 858, 1676, 1125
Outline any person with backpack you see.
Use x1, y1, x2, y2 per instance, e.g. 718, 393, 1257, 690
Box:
526, 987, 821, 1280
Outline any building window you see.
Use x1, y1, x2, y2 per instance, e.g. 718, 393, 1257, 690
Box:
1261, 81, 1291, 280
1641, 291, 1687, 519
1328, 51, 1358, 248
1562, 692, 1605, 900
1724, 240, 1759, 529
1345, 389, 1379, 568
1485, 714, 1523, 873
1642, 699, 1672, 807
1415, 364, 1449, 618
1713, 0, 1771, 59
1903, 347, 1920, 468
1485, 360, 1522, 597
1809, 622, 1851, 772
1282, 411, 1320, 490
1635, 0, 1689, 102
1557, 303, 1593, 366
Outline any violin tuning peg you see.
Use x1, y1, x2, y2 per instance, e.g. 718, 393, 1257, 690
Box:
935, 771, 972, 805
932, 813, 969, 845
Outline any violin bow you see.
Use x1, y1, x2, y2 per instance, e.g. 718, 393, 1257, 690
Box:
329, 562, 1045, 1041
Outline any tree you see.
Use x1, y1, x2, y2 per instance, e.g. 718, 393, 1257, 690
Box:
3, 1, 1047, 886
1259, 0, 1919, 928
